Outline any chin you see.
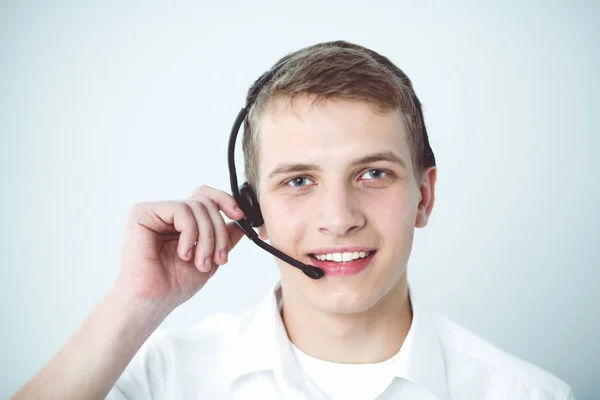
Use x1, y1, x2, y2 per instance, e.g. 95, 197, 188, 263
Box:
313, 284, 385, 315
320, 299, 376, 315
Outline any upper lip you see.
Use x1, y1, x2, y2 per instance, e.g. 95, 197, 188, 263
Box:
308, 246, 377, 255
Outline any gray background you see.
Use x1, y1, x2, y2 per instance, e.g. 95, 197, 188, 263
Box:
1, 0, 598, 398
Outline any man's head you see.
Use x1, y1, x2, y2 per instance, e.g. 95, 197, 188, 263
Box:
243, 40, 435, 192
242, 40, 437, 314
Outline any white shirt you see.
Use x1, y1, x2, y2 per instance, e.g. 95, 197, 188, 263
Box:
290, 342, 396, 400
107, 283, 576, 399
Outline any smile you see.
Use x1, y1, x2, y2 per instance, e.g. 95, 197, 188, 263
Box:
307, 250, 377, 277
309, 251, 374, 263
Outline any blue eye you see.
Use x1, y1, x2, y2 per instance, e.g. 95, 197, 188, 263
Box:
287, 177, 314, 187
361, 169, 387, 180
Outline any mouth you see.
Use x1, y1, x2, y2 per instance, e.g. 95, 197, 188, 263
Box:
307, 250, 377, 277
309, 250, 375, 262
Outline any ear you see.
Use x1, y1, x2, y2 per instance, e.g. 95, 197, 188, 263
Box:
258, 224, 269, 240
415, 166, 437, 228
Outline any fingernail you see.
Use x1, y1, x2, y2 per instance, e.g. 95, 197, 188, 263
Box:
186, 249, 193, 259
220, 250, 228, 262
203, 257, 212, 271
234, 205, 242, 214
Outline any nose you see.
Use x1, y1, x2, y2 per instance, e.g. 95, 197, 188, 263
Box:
316, 183, 366, 237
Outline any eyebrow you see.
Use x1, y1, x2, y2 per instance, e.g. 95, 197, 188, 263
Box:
267, 151, 408, 179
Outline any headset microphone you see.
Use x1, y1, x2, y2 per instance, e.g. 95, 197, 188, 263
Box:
227, 61, 325, 280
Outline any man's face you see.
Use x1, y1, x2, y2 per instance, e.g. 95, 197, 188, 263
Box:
256, 96, 434, 315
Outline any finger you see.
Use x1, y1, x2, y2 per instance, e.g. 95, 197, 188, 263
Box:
185, 200, 216, 273
196, 197, 230, 265
188, 185, 245, 221
134, 202, 199, 262
226, 221, 245, 250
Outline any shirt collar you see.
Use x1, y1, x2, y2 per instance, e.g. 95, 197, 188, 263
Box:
225, 282, 301, 384
390, 287, 451, 399
226, 282, 450, 399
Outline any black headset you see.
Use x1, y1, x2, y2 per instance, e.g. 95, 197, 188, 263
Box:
227, 59, 325, 279
227, 57, 436, 280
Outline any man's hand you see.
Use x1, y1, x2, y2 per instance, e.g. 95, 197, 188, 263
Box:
117, 185, 245, 310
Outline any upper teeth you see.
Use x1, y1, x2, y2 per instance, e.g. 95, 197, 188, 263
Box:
313, 251, 370, 262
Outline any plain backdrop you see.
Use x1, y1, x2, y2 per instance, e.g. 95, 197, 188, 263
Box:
1, 1, 598, 398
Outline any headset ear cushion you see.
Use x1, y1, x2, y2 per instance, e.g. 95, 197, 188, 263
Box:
238, 182, 264, 227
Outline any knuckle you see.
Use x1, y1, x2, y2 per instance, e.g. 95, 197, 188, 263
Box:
175, 204, 197, 229
193, 201, 208, 213
177, 201, 193, 214
138, 209, 161, 226
130, 203, 161, 224
202, 197, 217, 209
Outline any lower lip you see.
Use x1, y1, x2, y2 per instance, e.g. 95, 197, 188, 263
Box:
309, 252, 375, 277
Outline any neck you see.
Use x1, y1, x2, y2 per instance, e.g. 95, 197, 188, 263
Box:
281, 276, 412, 364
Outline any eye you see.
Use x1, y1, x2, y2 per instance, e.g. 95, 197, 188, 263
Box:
287, 176, 315, 187
360, 169, 387, 180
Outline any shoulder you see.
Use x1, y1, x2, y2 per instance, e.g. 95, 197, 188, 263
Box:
110, 306, 259, 398
145, 305, 259, 364
434, 314, 576, 400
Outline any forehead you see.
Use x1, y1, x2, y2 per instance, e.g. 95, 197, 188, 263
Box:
256, 96, 412, 177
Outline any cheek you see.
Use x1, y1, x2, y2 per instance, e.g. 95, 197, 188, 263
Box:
388, 200, 418, 231
365, 192, 418, 256
367, 187, 417, 226
262, 197, 307, 246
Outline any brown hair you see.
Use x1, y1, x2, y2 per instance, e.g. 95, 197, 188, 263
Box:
242, 40, 435, 192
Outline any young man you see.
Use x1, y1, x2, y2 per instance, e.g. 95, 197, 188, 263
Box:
13, 41, 576, 399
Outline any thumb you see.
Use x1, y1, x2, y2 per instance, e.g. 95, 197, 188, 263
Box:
226, 221, 246, 251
